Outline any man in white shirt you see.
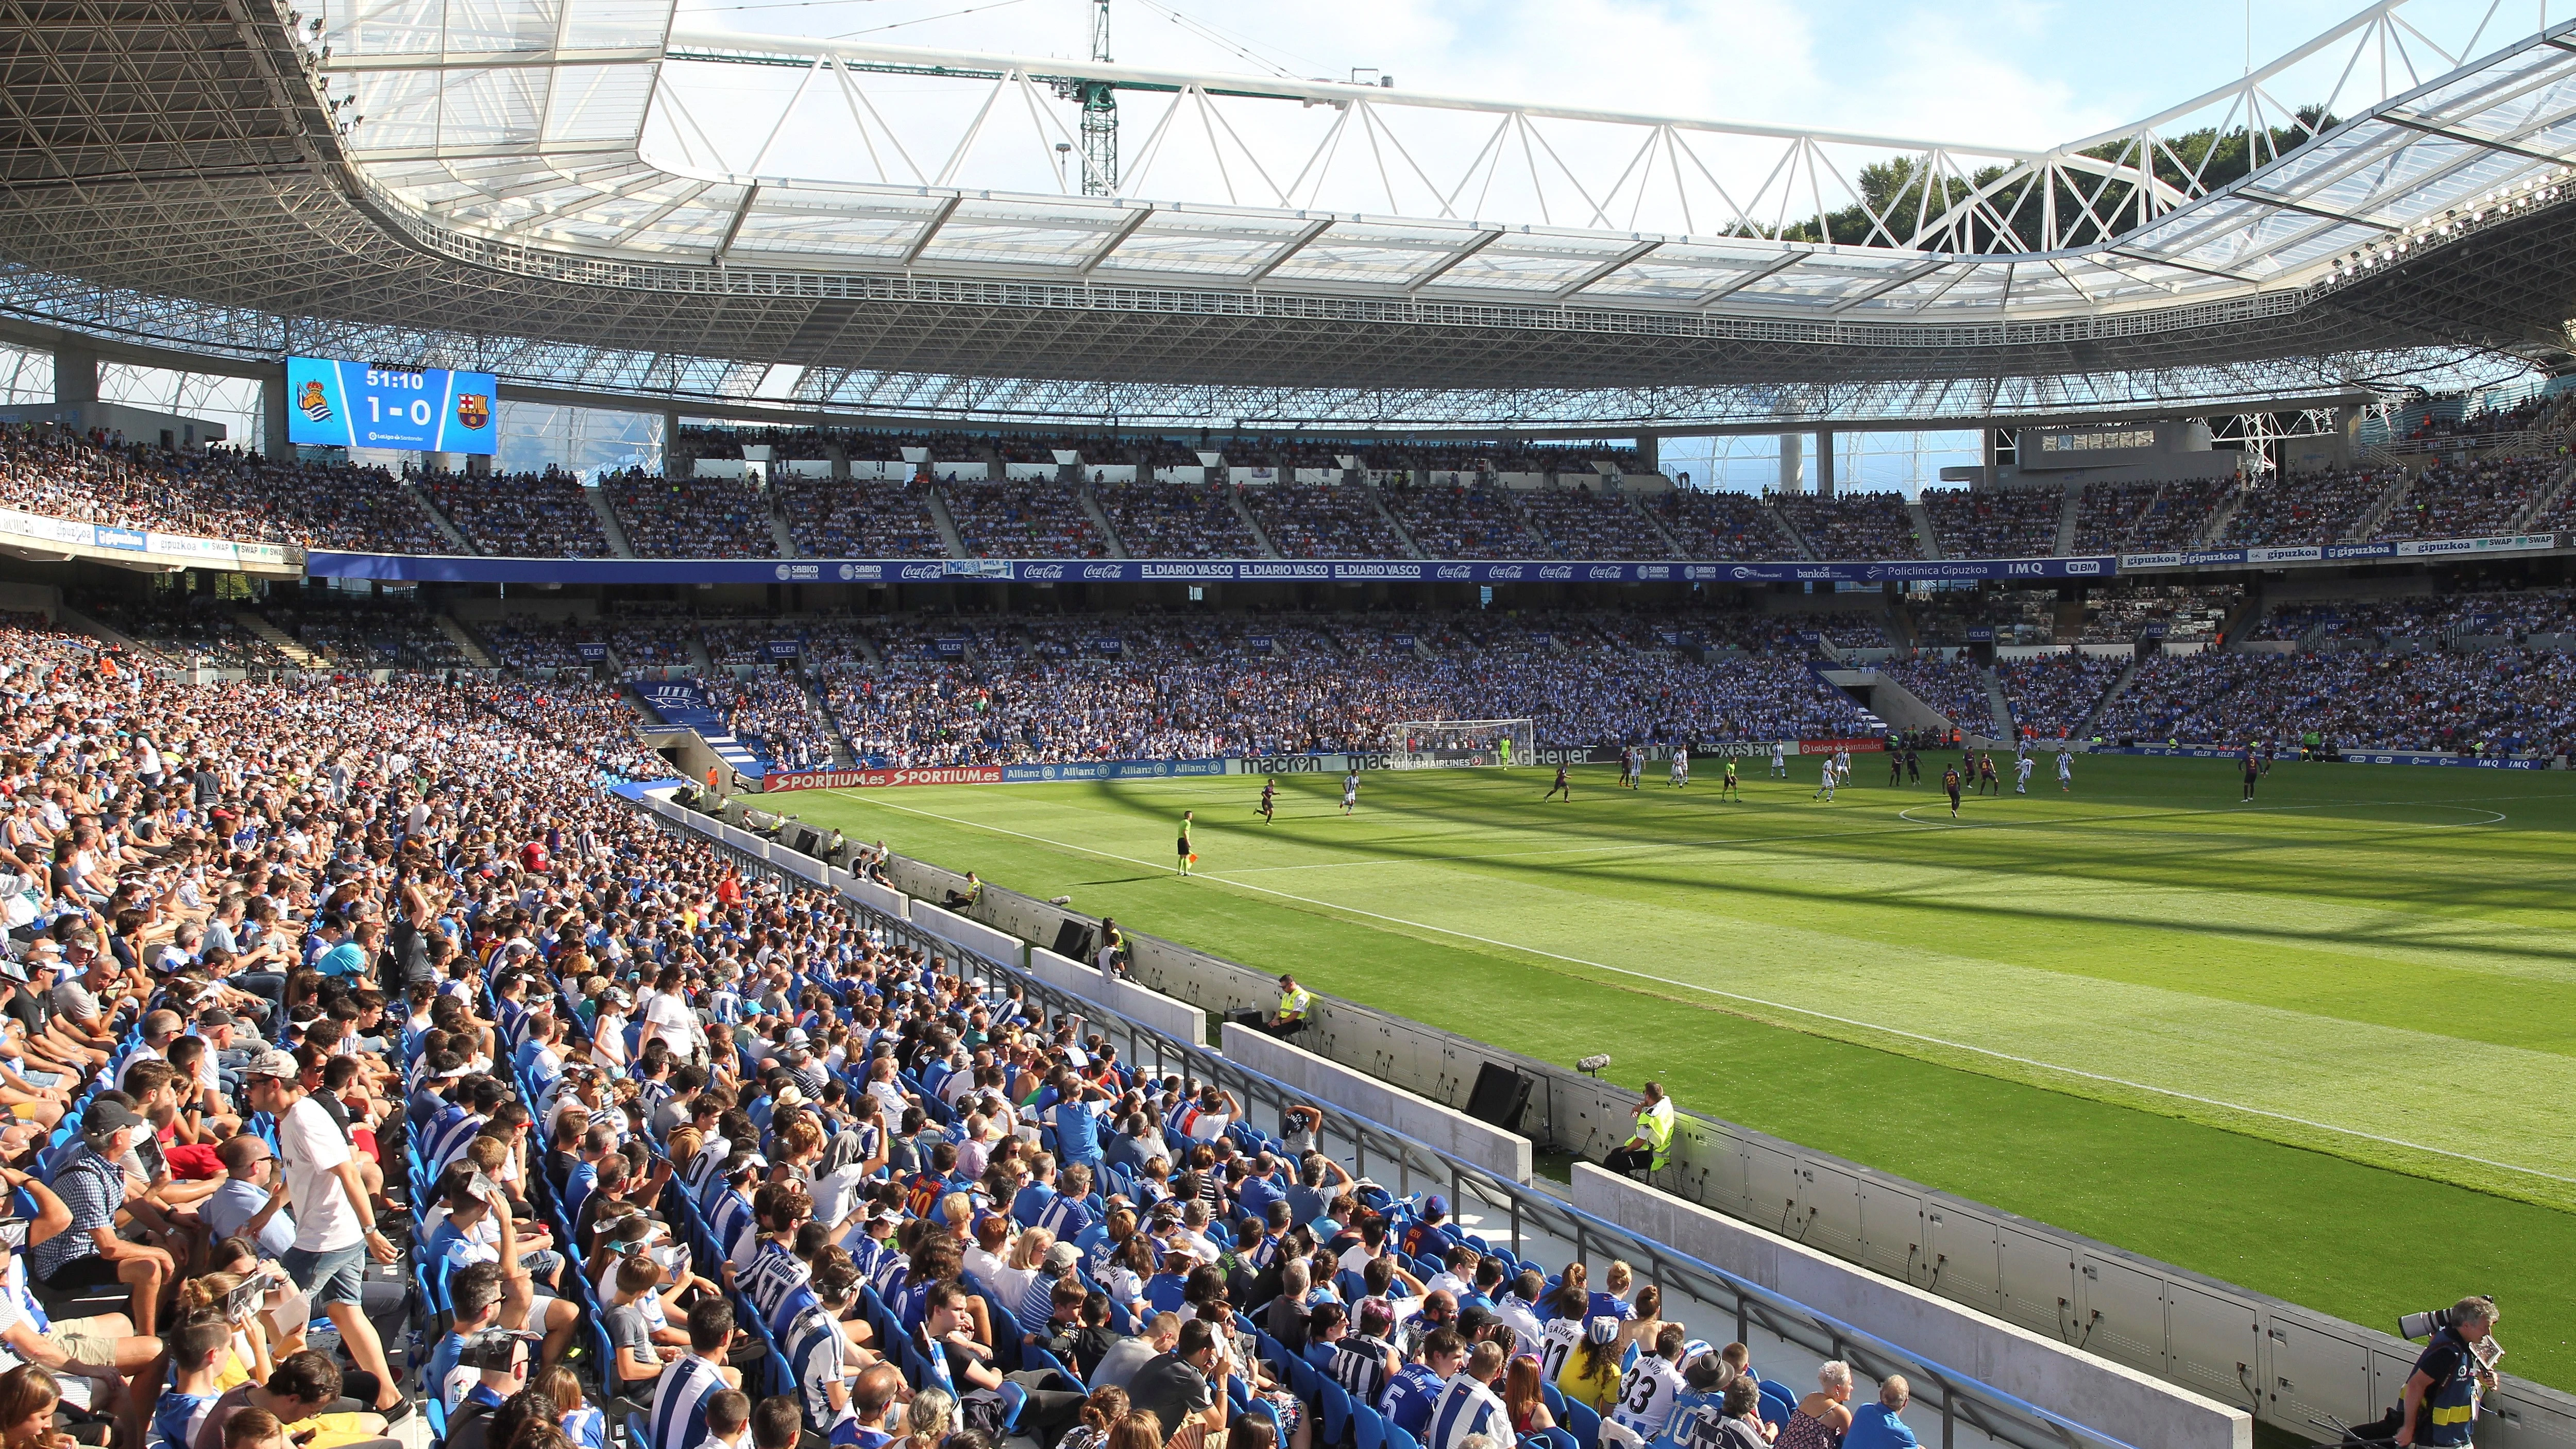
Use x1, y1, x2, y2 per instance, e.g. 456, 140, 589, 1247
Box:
244, 1050, 407, 1418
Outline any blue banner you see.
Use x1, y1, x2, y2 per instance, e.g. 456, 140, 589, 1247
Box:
304, 553, 2128, 586
764, 640, 801, 659
1246, 635, 1276, 652
577, 642, 609, 661
1092, 638, 1122, 655
2095, 745, 2550, 769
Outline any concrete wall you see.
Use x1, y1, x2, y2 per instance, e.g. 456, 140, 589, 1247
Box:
1222, 1024, 1533, 1183
907, 901, 1028, 969
1026, 948, 1209, 1047
1576, 1166, 2249, 1449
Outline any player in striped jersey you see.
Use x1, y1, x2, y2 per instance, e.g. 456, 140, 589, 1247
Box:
1329, 1300, 1401, 1408
738, 1182, 816, 1326
647, 1298, 741, 1449
786, 1255, 869, 1438
1611, 1325, 1690, 1442
702, 1154, 767, 1288
1426, 1342, 1511, 1449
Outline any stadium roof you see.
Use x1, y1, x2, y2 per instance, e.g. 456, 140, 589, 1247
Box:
4, 0, 2576, 428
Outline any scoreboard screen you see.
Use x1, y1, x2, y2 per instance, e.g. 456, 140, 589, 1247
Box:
285, 356, 498, 453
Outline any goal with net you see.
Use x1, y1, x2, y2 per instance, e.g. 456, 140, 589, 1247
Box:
1388, 718, 1535, 766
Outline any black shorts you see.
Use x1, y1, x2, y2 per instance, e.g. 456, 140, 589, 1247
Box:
40, 1255, 124, 1291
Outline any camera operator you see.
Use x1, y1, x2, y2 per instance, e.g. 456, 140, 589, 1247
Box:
2398, 1296, 2501, 1448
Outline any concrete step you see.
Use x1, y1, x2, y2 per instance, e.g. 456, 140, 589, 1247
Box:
228, 609, 323, 668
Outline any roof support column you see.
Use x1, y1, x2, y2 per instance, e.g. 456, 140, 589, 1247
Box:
52, 342, 96, 405
259, 363, 291, 459
1777, 432, 1804, 495
1815, 427, 1836, 500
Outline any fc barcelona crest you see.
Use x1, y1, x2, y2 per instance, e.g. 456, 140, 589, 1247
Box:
456, 393, 490, 431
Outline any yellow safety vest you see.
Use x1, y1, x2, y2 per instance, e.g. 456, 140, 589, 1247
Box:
1640, 1098, 1676, 1168
1277, 986, 1312, 1020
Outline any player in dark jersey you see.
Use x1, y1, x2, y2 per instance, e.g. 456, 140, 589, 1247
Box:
1905, 747, 1921, 784
1978, 754, 1999, 795
1943, 764, 1963, 820
2242, 744, 2261, 802
1259, 777, 1277, 823
1546, 763, 1571, 802
1888, 749, 1903, 787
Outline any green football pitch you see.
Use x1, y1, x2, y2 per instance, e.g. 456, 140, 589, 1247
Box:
779, 754, 2576, 1388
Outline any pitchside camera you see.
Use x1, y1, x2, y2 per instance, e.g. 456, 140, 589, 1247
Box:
2400, 1304, 2488, 1339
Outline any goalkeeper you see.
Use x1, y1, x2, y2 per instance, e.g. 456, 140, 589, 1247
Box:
1499, 734, 1513, 768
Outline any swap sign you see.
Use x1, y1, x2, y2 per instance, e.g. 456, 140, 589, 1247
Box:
285, 356, 498, 453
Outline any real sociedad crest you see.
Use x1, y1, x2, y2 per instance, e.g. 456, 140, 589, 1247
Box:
297, 380, 332, 423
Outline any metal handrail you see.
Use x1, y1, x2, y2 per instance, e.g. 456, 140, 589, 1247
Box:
620, 789, 2140, 1449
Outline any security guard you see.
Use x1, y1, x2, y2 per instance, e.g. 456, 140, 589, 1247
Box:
1605, 1081, 1676, 1178
2398, 1296, 2500, 1447
1266, 973, 1313, 1039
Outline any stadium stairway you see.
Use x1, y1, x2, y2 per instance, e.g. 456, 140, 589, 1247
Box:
1630, 493, 1690, 556
1362, 479, 1428, 558
402, 479, 478, 554
1904, 498, 1944, 559
1762, 497, 1818, 558
433, 613, 499, 667
2054, 486, 2083, 555
632, 678, 766, 778
1228, 488, 1283, 556
55, 602, 158, 659
2191, 483, 2248, 545
926, 486, 971, 557
2510, 454, 2576, 529
1981, 668, 2016, 738
2074, 654, 2141, 737
2346, 466, 2420, 541
229, 609, 322, 667
583, 483, 639, 557
766, 505, 800, 558
1076, 479, 1129, 556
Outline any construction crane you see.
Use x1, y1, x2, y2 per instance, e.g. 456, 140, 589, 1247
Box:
1072, 0, 1115, 196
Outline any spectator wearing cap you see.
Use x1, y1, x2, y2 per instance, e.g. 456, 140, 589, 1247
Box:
27, 1098, 173, 1334
241, 1050, 409, 1419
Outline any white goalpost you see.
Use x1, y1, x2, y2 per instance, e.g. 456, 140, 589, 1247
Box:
1389, 717, 1536, 766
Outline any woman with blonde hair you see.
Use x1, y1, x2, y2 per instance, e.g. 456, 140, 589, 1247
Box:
901, 1387, 953, 1449
1775, 1360, 1854, 1449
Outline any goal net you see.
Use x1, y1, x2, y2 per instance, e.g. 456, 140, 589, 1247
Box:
1389, 718, 1535, 766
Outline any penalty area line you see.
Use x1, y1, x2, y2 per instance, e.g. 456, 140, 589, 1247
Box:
829, 790, 2576, 1190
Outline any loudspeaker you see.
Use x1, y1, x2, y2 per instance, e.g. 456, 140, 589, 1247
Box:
1052, 919, 1097, 964
1464, 1062, 1533, 1132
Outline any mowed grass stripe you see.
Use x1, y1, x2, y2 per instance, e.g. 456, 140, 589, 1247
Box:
784, 757, 2576, 1388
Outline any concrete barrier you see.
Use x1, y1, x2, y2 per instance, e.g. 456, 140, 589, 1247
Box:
909, 901, 1027, 968
1574, 1165, 2249, 1449
1027, 948, 1209, 1047
836, 874, 910, 921
1222, 1022, 1533, 1184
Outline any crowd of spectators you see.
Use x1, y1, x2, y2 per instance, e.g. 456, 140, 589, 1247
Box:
1240, 487, 1408, 558
2110, 647, 2576, 754
809, 611, 1871, 763
1773, 495, 1923, 561
944, 483, 1107, 559
702, 670, 842, 771
2069, 478, 2232, 554
2368, 456, 2560, 541
2218, 468, 2397, 547
1877, 659, 1992, 730
1377, 485, 1541, 559
417, 468, 614, 558
1646, 491, 1794, 561
0, 425, 445, 553
477, 615, 602, 670
611, 479, 776, 559
1512, 489, 1665, 560
264, 595, 471, 670
769, 479, 950, 559
77, 590, 296, 669
1092, 485, 1261, 559
1997, 654, 2125, 738
675, 425, 837, 463
1920, 487, 2061, 558
2078, 585, 2236, 643
2252, 589, 2576, 644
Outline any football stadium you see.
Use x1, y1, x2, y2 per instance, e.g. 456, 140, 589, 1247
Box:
9, 2, 2576, 1449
